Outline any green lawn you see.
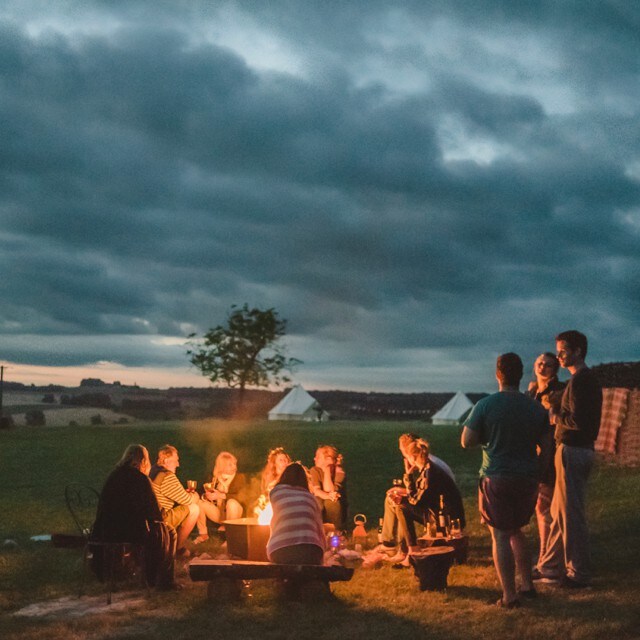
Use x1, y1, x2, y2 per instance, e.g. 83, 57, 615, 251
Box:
1, 420, 639, 640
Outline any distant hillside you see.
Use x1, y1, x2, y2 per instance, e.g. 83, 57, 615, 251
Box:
2, 380, 488, 421
4, 362, 638, 422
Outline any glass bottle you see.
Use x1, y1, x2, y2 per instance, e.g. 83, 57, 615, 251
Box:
437, 494, 448, 537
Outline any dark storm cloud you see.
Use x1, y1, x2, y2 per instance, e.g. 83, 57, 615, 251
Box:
0, 1, 638, 390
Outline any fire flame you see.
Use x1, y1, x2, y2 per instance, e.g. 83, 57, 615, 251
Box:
256, 501, 273, 525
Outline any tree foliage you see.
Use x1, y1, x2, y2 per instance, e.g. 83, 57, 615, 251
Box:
187, 305, 301, 398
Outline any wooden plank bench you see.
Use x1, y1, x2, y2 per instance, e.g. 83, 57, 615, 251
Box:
189, 558, 354, 601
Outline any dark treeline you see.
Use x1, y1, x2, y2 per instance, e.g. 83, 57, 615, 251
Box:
4, 361, 638, 422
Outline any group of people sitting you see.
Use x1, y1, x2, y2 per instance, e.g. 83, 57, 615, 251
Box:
91, 430, 467, 585
90, 442, 350, 586
188, 443, 348, 545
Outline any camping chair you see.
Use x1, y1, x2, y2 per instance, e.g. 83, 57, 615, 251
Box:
65, 483, 100, 538
64, 483, 147, 604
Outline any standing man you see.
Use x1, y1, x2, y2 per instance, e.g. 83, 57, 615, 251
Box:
535, 330, 602, 588
527, 353, 566, 569
150, 444, 200, 555
462, 353, 551, 608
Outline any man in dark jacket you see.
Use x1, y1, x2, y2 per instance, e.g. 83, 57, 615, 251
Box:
92, 444, 176, 589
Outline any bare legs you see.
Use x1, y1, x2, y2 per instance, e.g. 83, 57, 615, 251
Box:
511, 529, 533, 591
489, 526, 533, 604
196, 498, 244, 536
176, 502, 200, 550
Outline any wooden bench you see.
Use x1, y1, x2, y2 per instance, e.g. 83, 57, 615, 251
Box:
189, 558, 354, 601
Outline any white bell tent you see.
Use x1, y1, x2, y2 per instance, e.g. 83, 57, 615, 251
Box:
431, 391, 474, 425
267, 385, 329, 422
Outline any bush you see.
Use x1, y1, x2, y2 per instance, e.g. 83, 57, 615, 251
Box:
25, 410, 46, 427
41, 393, 56, 403
60, 393, 112, 408
120, 398, 182, 420
90, 414, 104, 425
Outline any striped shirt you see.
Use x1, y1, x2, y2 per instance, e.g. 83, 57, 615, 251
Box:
266, 484, 326, 559
149, 465, 197, 512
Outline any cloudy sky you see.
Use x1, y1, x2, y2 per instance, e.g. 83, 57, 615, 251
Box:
1, 1, 639, 392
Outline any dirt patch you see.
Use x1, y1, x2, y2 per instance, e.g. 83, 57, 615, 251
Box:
12, 593, 147, 618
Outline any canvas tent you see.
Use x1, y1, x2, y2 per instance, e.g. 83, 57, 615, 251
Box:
268, 385, 329, 422
431, 391, 474, 425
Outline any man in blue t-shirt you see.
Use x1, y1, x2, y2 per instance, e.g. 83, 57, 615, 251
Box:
462, 353, 552, 608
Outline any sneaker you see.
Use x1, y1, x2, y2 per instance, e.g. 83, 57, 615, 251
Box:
531, 568, 560, 584
560, 576, 591, 589
193, 535, 209, 545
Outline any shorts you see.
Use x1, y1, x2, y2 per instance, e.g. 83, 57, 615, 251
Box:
478, 475, 538, 531
162, 504, 190, 529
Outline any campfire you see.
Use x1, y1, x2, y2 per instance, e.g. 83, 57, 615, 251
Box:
256, 501, 273, 525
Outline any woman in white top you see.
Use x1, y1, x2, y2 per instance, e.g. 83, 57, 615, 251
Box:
195, 451, 247, 544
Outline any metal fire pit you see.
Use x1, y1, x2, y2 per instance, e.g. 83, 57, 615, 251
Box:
223, 517, 270, 561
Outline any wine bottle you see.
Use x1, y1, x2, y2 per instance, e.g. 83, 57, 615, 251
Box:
437, 494, 448, 537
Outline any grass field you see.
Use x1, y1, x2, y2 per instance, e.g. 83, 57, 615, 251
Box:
1, 420, 639, 640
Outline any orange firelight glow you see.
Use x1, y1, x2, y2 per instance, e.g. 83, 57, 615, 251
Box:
256, 502, 273, 525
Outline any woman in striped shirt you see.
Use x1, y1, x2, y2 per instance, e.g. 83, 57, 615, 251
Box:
266, 463, 326, 565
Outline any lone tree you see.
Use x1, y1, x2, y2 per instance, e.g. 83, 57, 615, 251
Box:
187, 304, 301, 406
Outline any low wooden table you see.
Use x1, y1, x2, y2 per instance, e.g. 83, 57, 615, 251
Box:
189, 558, 354, 601
410, 546, 455, 591
417, 534, 469, 564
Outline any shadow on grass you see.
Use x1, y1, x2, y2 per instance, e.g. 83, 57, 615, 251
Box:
3, 569, 640, 640
183, 589, 474, 640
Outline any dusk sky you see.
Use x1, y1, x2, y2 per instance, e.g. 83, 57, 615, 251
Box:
1, 1, 639, 393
